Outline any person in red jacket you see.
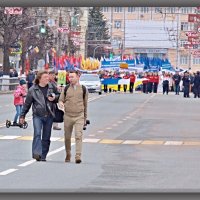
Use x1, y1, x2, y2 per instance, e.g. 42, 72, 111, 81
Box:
129, 71, 136, 93
13, 79, 27, 125
153, 72, 159, 93
142, 72, 149, 93
123, 72, 130, 92
103, 71, 110, 93
147, 72, 154, 93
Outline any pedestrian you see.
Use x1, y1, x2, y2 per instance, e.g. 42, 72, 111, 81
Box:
163, 73, 170, 95
142, 72, 148, 93
172, 70, 181, 95
58, 70, 88, 164
19, 70, 60, 162
182, 72, 191, 98
193, 71, 200, 98
153, 72, 159, 93
129, 71, 136, 93
122, 72, 130, 93
147, 72, 154, 93
103, 71, 110, 93
26, 70, 35, 89
49, 70, 61, 130
13, 79, 27, 125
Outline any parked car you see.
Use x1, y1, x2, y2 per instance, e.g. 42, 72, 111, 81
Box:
79, 73, 102, 95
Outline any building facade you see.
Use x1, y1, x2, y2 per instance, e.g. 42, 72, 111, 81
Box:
102, 7, 200, 71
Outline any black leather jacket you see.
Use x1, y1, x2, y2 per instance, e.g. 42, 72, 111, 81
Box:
20, 83, 59, 118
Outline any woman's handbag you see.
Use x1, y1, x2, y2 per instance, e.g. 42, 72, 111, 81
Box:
53, 103, 64, 123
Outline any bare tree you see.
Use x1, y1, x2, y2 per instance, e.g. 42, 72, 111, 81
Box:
0, 7, 32, 74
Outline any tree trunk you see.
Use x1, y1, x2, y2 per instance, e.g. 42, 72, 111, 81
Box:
3, 45, 10, 75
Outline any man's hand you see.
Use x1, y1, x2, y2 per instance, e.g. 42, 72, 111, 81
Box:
48, 96, 55, 101
19, 117, 25, 125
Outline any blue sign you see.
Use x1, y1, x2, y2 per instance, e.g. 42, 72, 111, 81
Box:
101, 60, 144, 69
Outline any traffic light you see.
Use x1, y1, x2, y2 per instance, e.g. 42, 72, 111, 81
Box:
39, 20, 46, 34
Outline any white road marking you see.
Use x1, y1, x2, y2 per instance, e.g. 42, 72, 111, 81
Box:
122, 140, 142, 145
18, 160, 36, 167
83, 138, 100, 143
0, 135, 21, 140
164, 141, 183, 145
50, 137, 61, 141
47, 144, 74, 157
98, 130, 104, 133
0, 168, 18, 176
106, 127, 112, 130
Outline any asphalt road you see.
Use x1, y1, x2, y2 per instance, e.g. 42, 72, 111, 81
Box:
0, 91, 200, 192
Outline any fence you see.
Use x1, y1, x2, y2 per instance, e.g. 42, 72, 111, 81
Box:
0, 76, 24, 91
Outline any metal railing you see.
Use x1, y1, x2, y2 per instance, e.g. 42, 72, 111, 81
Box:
0, 77, 23, 91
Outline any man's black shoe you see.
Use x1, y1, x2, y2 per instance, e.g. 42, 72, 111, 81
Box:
41, 159, 46, 162
33, 154, 41, 161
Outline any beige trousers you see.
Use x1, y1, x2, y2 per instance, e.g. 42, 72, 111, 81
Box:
64, 113, 84, 159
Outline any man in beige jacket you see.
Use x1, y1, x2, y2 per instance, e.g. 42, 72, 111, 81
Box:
59, 70, 88, 164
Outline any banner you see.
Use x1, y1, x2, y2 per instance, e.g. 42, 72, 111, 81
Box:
101, 60, 144, 69
57, 70, 66, 86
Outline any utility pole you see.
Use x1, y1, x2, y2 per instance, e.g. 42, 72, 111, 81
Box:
176, 8, 180, 69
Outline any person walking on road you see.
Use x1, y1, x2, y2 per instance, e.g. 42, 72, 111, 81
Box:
49, 70, 62, 130
172, 71, 181, 95
182, 71, 191, 98
58, 70, 88, 164
13, 79, 27, 125
193, 71, 200, 98
19, 70, 60, 162
26, 70, 35, 89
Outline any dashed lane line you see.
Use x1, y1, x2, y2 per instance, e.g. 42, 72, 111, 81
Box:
1, 136, 200, 146
0, 168, 18, 176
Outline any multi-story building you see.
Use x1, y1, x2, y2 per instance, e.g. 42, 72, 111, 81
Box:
102, 7, 200, 71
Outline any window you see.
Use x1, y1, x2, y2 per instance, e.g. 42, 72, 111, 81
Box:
128, 7, 135, 13
114, 20, 121, 28
180, 40, 188, 48
155, 7, 162, 13
114, 7, 123, 13
181, 7, 189, 14
193, 58, 200, 65
180, 55, 188, 65
102, 7, 109, 12
141, 7, 149, 13
181, 22, 189, 31
166, 7, 176, 13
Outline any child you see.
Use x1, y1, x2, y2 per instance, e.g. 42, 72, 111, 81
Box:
13, 79, 27, 125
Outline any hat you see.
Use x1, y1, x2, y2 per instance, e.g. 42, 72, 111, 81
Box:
19, 79, 26, 85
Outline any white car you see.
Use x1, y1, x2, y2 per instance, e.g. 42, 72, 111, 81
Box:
79, 74, 102, 95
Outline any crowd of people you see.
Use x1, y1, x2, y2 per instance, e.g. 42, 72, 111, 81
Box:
97, 69, 200, 98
